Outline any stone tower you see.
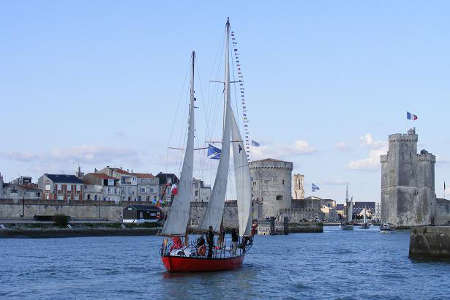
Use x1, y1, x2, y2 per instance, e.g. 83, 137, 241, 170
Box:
293, 174, 305, 199
249, 158, 293, 219
380, 128, 436, 227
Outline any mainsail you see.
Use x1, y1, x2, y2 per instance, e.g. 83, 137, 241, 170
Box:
161, 51, 196, 236
231, 110, 252, 236
199, 19, 232, 233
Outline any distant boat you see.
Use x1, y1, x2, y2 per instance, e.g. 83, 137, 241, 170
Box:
341, 184, 354, 230
361, 207, 370, 229
380, 223, 393, 232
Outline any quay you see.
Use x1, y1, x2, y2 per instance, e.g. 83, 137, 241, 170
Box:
409, 226, 450, 259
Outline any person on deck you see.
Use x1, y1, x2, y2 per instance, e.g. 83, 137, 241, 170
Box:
170, 236, 183, 252
231, 228, 238, 255
207, 226, 214, 258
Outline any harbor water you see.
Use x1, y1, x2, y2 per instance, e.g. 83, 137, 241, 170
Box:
1, 226, 450, 300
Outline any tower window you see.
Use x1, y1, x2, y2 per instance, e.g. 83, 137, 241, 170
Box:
276, 195, 283, 201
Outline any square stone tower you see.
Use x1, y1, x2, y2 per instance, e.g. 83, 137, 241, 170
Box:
380, 128, 436, 227
293, 174, 305, 199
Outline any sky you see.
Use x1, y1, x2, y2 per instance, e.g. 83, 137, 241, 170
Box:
1, 1, 449, 203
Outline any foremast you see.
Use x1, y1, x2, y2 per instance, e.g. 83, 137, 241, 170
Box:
161, 51, 196, 236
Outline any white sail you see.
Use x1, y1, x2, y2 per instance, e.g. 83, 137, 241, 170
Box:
199, 19, 232, 233
161, 51, 196, 236
347, 196, 353, 223
231, 110, 252, 236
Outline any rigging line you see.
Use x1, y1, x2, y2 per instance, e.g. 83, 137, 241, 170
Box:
165, 61, 190, 174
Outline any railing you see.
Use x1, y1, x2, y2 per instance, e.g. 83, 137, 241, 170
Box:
161, 236, 252, 259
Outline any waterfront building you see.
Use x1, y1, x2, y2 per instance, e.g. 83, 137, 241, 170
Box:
38, 174, 84, 201
352, 202, 376, 218
192, 178, 211, 202
132, 173, 159, 202
250, 158, 293, 219
336, 203, 345, 219
373, 202, 381, 223
292, 174, 305, 199
279, 196, 324, 222
10, 176, 33, 185
380, 128, 436, 226
1, 176, 41, 201
82, 173, 120, 202
123, 204, 162, 223
320, 199, 338, 222
98, 167, 138, 201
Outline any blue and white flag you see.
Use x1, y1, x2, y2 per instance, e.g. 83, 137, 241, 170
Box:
312, 183, 320, 192
251, 140, 260, 147
207, 144, 221, 159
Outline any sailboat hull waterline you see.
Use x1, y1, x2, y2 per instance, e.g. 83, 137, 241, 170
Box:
161, 255, 245, 273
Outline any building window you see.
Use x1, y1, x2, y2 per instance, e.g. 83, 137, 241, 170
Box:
138, 196, 142, 201
276, 195, 283, 201
282, 180, 285, 185
141, 188, 146, 193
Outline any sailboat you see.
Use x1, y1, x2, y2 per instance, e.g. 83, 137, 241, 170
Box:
341, 184, 354, 230
160, 18, 253, 273
361, 207, 370, 229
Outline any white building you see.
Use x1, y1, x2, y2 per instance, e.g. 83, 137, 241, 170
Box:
133, 173, 159, 202
38, 174, 84, 201
192, 178, 211, 202
82, 173, 120, 202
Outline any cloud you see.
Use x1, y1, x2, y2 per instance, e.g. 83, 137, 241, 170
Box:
251, 140, 317, 160
437, 157, 450, 165
0, 145, 143, 175
360, 133, 385, 149
348, 133, 387, 171
336, 142, 351, 152
322, 179, 350, 186
49, 145, 137, 164
0, 152, 39, 162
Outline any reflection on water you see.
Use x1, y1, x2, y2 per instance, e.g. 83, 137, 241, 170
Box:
1, 226, 450, 299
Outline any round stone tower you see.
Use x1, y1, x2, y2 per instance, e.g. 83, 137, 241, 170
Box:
249, 158, 293, 219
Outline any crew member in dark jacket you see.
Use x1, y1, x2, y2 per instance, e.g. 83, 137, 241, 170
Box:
231, 228, 239, 255
207, 226, 214, 258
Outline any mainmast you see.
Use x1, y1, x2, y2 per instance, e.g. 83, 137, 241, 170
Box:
199, 18, 232, 233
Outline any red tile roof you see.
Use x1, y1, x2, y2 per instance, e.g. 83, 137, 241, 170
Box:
111, 168, 131, 175
89, 173, 116, 180
132, 173, 154, 179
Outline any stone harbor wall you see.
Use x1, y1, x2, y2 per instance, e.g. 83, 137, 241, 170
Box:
435, 198, 450, 225
409, 226, 450, 259
188, 201, 238, 229
0, 199, 124, 221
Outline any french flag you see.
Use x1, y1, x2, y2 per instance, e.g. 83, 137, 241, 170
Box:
407, 112, 418, 120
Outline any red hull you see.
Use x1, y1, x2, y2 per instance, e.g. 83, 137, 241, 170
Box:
162, 255, 245, 273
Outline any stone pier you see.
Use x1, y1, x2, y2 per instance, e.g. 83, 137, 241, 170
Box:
409, 226, 450, 259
